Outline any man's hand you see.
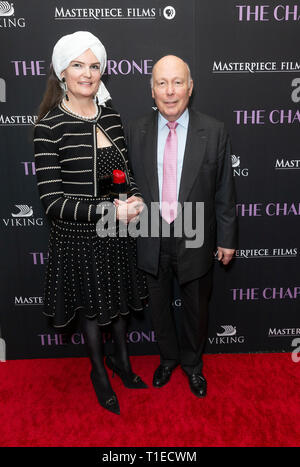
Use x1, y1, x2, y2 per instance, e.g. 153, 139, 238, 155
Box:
125, 196, 145, 214
217, 247, 235, 265
114, 196, 144, 224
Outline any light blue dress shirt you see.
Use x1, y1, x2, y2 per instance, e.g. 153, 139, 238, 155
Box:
157, 109, 189, 204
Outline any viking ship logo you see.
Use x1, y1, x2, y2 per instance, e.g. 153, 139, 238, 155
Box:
11, 204, 33, 218
217, 325, 237, 337
0, 1, 14, 16
231, 155, 240, 168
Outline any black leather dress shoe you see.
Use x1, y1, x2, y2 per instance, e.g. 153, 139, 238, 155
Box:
153, 364, 177, 388
188, 372, 207, 398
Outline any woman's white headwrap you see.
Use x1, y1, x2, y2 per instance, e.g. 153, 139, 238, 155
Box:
51, 31, 111, 105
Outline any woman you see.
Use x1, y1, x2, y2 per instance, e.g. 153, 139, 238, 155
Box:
34, 31, 148, 415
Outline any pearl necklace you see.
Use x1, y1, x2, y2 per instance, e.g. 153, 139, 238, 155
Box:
62, 99, 98, 120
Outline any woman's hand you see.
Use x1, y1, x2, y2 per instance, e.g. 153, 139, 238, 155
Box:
114, 198, 140, 224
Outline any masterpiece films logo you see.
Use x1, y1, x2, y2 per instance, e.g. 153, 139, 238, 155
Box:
15, 296, 43, 306
213, 60, 300, 74
0, 114, 37, 125
275, 158, 300, 170
233, 248, 298, 259
54, 5, 176, 20
269, 328, 300, 338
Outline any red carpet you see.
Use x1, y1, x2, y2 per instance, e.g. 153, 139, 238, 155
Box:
0, 353, 299, 447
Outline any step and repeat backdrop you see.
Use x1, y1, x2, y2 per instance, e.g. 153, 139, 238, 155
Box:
0, 0, 299, 359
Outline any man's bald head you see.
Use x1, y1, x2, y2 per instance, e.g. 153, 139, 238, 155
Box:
150, 55, 192, 89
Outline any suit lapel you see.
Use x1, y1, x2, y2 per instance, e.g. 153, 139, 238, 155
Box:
139, 112, 159, 202
139, 109, 207, 203
178, 109, 207, 204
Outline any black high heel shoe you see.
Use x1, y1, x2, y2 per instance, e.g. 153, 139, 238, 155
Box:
106, 355, 148, 389
90, 370, 120, 415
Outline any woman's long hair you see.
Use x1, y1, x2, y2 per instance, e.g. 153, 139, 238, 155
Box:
36, 66, 63, 123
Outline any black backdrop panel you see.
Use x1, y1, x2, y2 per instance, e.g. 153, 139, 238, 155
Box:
0, 0, 299, 359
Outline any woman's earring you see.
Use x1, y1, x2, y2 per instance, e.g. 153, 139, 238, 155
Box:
95, 95, 99, 106
62, 77, 69, 101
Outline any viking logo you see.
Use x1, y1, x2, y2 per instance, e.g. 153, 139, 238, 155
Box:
0, 1, 14, 16
11, 205, 33, 217
217, 325, 237, 337
231, 155, 240, 168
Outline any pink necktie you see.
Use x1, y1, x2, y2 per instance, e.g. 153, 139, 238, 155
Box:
161, 121, 178, 224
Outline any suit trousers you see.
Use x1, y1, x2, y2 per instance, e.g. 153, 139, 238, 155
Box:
146, 228, 213, 375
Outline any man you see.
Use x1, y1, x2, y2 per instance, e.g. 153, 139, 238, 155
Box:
126, 55, 237, 397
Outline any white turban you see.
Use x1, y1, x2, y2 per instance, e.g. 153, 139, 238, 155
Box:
51, 31, 111, 105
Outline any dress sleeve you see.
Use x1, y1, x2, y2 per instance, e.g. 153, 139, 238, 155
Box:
120, 121, 142, 199
125, 153, 143, 198
34, 123, 105, 222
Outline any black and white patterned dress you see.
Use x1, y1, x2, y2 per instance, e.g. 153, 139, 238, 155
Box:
44, 145, 148, 327
34, 105, 148, 328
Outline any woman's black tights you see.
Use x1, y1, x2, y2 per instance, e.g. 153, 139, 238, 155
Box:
110, 315, 131, 372
81, 314, 131, 389
81, 315, 112, 394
